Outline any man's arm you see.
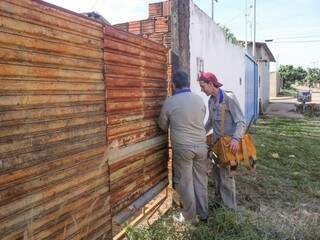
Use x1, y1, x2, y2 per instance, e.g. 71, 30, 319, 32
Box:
158, 99, 170, 132
228, 94, 246, 141
226, 94, 246, 154
205, 98, 213, 133
204, 118, 212, 133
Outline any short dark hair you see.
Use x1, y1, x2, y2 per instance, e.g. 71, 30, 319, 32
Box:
172, 70, 190, 89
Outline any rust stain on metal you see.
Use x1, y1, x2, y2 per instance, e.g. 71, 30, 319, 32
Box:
104, 24, 170, 236
0, 0, 111, 239
0, 0, 171, 239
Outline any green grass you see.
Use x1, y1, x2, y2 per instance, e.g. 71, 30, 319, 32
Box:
126, 208, 283, 240
278, 88, 297, 97
126, 117, 320, 240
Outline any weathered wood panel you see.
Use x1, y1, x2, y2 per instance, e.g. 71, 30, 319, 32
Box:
104, 25, 169, 235
0, 0, 111, 239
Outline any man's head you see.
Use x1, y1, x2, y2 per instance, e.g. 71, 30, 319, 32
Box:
172, 70, 190, 90
198, 72, 222, 96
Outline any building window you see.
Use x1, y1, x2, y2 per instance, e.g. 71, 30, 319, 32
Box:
197, 57, 204, 74
259, 76, 261, 88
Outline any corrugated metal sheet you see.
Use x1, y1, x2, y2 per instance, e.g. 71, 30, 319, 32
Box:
0, 0, 111, 239
0, 1, 171, 239
104, 26, 169, 233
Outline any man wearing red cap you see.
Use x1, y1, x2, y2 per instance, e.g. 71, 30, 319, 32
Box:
199, 72, 246, 210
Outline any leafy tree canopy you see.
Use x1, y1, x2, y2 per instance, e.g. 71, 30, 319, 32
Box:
278, 65, 307, 88
305, 67, 320, 87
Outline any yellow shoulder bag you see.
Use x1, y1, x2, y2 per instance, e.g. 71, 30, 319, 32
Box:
212, 104, 257, 173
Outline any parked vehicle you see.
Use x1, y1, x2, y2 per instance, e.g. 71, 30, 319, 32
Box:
297, 89, 312, 103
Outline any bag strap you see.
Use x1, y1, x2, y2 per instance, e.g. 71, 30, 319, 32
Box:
220, 104, 225, 136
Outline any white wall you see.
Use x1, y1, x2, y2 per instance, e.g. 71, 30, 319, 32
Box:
270, 71, 280, 97
258, 61, 270, 112
189, 1, 246, 118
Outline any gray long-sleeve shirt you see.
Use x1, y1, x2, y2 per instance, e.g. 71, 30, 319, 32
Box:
205, 90, 246, 142
158, 92, 207, 148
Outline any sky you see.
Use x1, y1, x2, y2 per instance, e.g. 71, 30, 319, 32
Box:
44, 0, 320, 70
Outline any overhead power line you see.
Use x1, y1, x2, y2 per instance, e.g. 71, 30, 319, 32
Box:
268, 35, 320, 41
267, 39, 320, 43
225, 12, 243, 25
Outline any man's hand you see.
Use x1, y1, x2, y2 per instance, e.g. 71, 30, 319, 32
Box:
229, 139, 240, 154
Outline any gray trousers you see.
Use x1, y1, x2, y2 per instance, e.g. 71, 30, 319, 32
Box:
213, 164, 236, 210
172, 145, 208, 221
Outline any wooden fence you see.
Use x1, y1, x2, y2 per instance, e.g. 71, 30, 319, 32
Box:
0, 0, 169, 239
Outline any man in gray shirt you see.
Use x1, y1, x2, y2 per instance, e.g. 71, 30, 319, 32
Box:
158, 71, 208, 223
199, 72, 246, 210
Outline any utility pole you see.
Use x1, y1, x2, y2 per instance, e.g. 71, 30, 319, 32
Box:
245, 2, 253, 50
253, 0, 256, 57
245, 0, 248, 49
212, 0, 218, 21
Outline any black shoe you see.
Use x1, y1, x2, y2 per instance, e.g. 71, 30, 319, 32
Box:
199, 218, 208, 224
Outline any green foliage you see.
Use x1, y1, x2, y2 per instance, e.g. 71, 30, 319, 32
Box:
245, 118, 320, 239
278, 65, 307, 88
126, 208, 282, 240
305, 67, 320, 87
278, 88, 296, 97
278, 65, 320, 89
126, 117, 320, 240
218, 24, 240, 46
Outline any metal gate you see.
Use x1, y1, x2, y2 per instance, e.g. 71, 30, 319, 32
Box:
245, 54, 259, 123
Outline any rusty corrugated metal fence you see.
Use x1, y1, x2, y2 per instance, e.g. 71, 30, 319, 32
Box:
104, 26, 169, 230
0, 0, 169, 239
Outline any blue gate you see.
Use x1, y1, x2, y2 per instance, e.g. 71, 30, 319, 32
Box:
245, 54, 259, 123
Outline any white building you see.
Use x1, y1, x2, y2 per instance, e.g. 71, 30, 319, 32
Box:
115, 0, 260, 122
183, 0, 259, 123
189, 2, 246, 115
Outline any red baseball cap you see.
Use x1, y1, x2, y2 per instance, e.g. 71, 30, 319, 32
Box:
199, 72, 223, 88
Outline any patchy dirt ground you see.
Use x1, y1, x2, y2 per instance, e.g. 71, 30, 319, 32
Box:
126, 117, 320, 240
237, 117, 320, 239
266, 101, 304, 118
266, 88, 320, 119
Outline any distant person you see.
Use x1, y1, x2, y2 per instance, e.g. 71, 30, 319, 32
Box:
158, 71, 208, 223
199, 72, 246, 210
